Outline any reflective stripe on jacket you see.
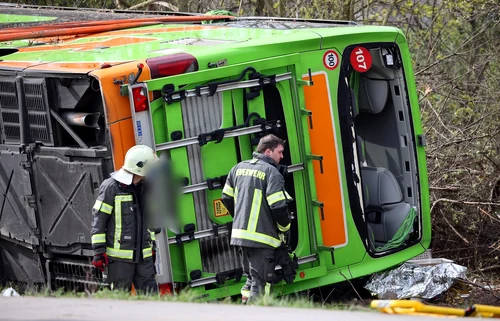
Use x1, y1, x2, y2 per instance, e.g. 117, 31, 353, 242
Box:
91, 177, 153, 262
222, 152, 290, 249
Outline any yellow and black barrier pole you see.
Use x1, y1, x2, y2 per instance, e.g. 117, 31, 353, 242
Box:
371, 300, 500, 318
465, 304, 500, 318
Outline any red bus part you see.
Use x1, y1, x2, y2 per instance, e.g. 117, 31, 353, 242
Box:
158, 283, 173, 296
147, 53, 199, 79
132, 86, 149, 112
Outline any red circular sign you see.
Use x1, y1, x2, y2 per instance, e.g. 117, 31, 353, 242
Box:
350, 46, 372, 73
323, 50, 339, 70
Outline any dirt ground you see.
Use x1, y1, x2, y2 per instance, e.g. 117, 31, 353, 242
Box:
437, 279, 500, 307
310, 275, 500, 308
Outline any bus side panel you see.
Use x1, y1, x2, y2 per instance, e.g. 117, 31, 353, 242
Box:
108, 119, 136, 170
303, 72, 348, 248
90, 61, 151, 171
395, 34, 431, 249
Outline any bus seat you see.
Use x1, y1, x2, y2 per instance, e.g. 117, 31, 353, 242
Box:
361, 166, 411, 244
358, 76, 389, 114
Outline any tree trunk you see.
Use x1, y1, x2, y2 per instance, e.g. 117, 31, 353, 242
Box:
177, 0, 188, 12
255, 0, 265, 16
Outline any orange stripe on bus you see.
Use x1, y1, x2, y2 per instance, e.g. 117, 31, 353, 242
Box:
0, 61, 35, 69
94, 25, 221, 37
0, 17, 227, 42
0, 20, 223, 36
27, 61, 123, 72
34, 35, 77, 43
13, 26, 219, 53
19, 36, 156, 52
0, 60, 124, 72
303, 72, 347, 247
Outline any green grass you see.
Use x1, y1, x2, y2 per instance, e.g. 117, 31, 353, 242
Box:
248, 294, 370, 310
1, 283, 371, 312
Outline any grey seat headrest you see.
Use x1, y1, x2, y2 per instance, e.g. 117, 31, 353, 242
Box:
361, 167, 403, 206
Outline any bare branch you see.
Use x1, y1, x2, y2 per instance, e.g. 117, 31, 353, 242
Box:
477, 265, 500, 273
153, 1, 180, 11
442, 214, 470, 244
128, 0, 178, 10
458, 278, 500, 298
264, 0, 276, 16
429, 186, 461, 191
431, 198, 500, 215
478, 207, 500, 224
113, 0, 130, 9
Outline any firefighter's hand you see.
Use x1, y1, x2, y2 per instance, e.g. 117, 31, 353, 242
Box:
277, 165, 289, 179
92, 253, 108, 271
279, 232, 290, 244
279, 230, 291, 245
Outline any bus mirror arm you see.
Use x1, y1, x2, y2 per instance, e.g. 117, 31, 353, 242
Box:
130, 63, 144, 85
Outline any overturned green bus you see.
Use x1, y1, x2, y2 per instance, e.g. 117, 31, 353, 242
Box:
0, 5, 430, 300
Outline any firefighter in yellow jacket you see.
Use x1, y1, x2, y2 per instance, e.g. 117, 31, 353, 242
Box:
91, 145, 158, 293
222, 134, 291, 303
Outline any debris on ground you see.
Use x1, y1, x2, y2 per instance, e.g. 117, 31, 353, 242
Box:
434, 277, 500, 307
2, 287, 20, 297
364, 262, 467, 299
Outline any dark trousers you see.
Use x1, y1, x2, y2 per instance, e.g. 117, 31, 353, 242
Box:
240, 247, 276, 303
240, 247, 252, 301
107, 258, 158, 294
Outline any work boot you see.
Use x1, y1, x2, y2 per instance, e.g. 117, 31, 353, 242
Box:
241, 281, 251, 305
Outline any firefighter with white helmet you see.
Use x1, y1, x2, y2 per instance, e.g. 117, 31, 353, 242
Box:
91, 145, 158, 293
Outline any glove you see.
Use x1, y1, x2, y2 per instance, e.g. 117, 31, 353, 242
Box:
281, 261, 296, 284
92, 253, 108, 271
277, 165, 289, 179
274, 245, 296, 284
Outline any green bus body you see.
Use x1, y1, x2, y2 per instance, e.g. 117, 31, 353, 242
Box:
0, 10, 430, 300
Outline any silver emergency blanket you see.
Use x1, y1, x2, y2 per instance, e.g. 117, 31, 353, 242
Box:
364, 262, 467, 299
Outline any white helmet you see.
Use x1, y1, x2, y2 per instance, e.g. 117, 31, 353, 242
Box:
111, 145, 157, 185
